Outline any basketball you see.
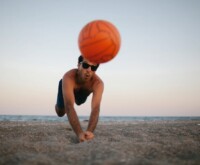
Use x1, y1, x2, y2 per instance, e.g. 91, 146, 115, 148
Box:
78, 20, 121, 63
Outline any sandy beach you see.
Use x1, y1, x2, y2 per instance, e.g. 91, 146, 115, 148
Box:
0, 120, 200, 165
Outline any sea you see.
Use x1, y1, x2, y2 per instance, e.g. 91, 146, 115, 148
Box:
0, 115, 199, 122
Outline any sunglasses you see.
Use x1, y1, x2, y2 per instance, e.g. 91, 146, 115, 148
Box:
81, 62, 98, 71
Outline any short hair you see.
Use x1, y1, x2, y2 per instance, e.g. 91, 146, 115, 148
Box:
78, 55, 100, 68
78, 55, 84, 64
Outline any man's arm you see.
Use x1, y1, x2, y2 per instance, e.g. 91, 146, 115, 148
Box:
62, 76, 85, 141
87, 81, 104, 132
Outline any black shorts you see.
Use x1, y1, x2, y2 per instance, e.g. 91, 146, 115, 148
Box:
56, 79, 90, 108
56, 79, 64, 108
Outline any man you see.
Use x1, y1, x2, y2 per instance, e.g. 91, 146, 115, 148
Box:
55, 55, 104, 142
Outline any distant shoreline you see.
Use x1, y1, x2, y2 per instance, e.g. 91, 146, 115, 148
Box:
0, 115, 200, 122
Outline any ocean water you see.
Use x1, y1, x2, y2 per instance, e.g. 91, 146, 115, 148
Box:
0, 115, 199, 122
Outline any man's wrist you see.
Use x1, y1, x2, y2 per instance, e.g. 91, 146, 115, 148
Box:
77, 130, 84, 137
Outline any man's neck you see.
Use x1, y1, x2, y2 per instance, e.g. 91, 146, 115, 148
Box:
76, 71, 86, 85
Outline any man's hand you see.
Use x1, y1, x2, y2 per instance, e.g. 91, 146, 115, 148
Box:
78, 132, 87, 142
85, 131, 94, 140
78, 131, 94, 142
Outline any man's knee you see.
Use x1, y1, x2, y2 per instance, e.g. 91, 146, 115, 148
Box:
55, 105, 65, 117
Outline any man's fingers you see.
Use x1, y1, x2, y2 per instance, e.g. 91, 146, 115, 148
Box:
79, 131, 94, 142
85, 131, 94, 139
79, 139, 86, 142
78, 132, 87, 142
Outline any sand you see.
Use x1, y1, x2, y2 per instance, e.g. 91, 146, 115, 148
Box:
0, 120, 200, 165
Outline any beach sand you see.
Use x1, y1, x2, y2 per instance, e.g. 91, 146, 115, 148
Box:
0, 120, 200, 165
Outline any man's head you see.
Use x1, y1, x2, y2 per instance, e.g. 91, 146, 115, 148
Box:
77, 55, 99, 82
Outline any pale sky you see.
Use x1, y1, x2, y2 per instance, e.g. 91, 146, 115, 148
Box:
0, 0, 200, 116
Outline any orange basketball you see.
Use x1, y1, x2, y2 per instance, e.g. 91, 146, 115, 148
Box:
78, 20, 121, 63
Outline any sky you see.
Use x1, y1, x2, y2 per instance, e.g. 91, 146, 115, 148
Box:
0, 0, 200, 116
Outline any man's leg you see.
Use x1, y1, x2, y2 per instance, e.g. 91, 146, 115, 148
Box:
55, 79, 65, 117
55, 105, 65, 117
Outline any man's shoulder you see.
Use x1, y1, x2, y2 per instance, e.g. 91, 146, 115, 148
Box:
94, 73, 103, 82
63, 69, 77, 78
93, 74, 104, 87
62, 69, 77, 83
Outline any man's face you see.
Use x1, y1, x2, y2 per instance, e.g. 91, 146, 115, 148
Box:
78, 59, 98, 82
